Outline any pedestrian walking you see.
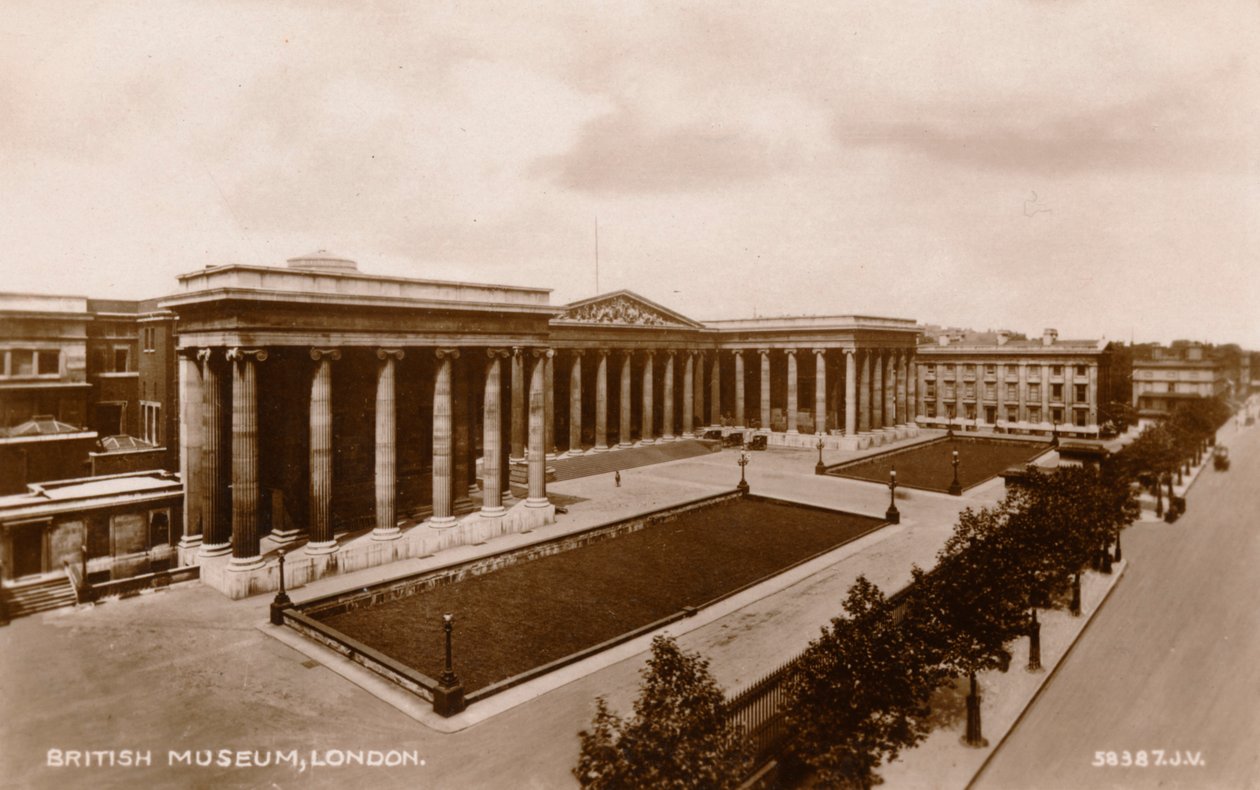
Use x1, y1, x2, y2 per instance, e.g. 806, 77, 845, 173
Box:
614, 470, 621, 487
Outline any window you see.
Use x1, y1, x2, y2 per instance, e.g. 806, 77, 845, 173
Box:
1075, 364, 1087, 377
984, 384, 996, 399
1052, 365, 1063, 376
142, 402, 161, 444
1005, 384, 1017, 400
1075, 384, 1087, 402
1167, 382, 1175, 393
113, 347, 129, 372
926, 403, 936, 418
926, 384, 936, 398
1029, 406, 1042, 423
1052, 407, 1063, 423
1028, 383, 1040, 401
985, 406, 996, 422
1074, 409, 1087, 427
142, 327, 155, 352
1027, 367, 1040, 381
1051, 383, 1063, 400
965, 384, 976, 398
985, 364, 996, 376
10, 350, 33, 376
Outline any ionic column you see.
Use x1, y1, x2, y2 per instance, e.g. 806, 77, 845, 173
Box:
786, 349, 799, 434
372, 348, 404, 539
996, 363, 1007, 423
709, 353, 721, 426
618, 351, 633, 448
430, 348, 459, 527
640, 351, 655, 444
759, 349, 771, 431
1017, 363, 1028, 422
177, 349, 203, 551
594, 349, 610, 451
545, 351, 557, 459
858, 350, 871, 432
734, 351, 745, 428
896, 352, 908, 426
814, 349, 827, 433
885, 352, 897, 426
682, 352, 695, 437
198, 349, 230, 557
482, 349, 508, 516
844, 350, 857, 436
510, 347, 525, 462
227, 347, 267, 570
693, 352, 705, 430
872, 350, 885, 429
567, 351, 584, 456
662, 351, 676, 441
527, 349, 551, 506
307, 348, 340, 553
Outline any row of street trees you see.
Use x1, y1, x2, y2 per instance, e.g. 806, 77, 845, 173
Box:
1111, 397, 1230, 519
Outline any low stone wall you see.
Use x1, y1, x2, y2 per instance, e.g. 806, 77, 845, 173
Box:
199, 500, 556, 600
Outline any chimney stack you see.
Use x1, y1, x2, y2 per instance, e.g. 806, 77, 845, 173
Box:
996, 330, 1011, 346
1042, 328, 1058, 347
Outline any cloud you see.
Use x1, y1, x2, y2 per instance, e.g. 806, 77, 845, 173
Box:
533, 107, 784, 194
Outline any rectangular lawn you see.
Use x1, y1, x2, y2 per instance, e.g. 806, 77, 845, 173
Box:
828, 436, 1050, 492
317, 497, 883, 692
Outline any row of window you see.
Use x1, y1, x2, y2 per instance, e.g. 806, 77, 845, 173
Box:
0, 348, 60, 378
925, 403, 1089, 426
928, 363, 1090, 379
925, 382, 1089, 402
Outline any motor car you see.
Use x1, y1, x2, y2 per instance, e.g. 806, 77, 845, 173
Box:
1213, 446, 1230, 471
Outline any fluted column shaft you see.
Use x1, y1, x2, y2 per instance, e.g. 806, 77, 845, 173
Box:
662, 352, 676, 440
682, 353, 695, 437
640, 351, 655, 444
759, 350, 771, 430
709, 353, 721, 426
814, 349, 827, 433
430, 349, 458, 526
510, 348, 525, 461
844, 350, 857, 435
229, 348, 266, 569
482, 350, 506, 515
372, 349, 403, 538
527, 350, 550, 506
595, 350, 609, 451
895, 352, 907, 425
859, 351, 871, 432
308, 349, 339, 551
199, 351, 230, 556
618, 351, 632, 447
545, 352, 556, 458
786, 350, 799, 434
178, 351, 203, 550
568, 352, 583, 455
872, 350, 886, 429
885, 352, 897, 426
734, 351, 745, 427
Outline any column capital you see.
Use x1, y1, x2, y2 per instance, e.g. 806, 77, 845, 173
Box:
569, 348, 585, 357
813, 348, 827, 356
664, 348, 676, 357
376, 347, 405, 361
177, 346, 202, 361
784, 348, 797, 357
531, 347, 554, 359
195, 347, 213, 363
844, 348, 856, 357
730, 348, 743, 358
435, 348, 460, 360
597, 347, 610, 358
758, 348, 771, 357
310, 348, 342, 362
486, 347, 510, 359
225, 347, 268, 363
643, 349, 656, 358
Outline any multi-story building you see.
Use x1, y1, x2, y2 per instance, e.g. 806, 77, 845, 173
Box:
1131, 342, 1229, 417
914, 328, 1116, 438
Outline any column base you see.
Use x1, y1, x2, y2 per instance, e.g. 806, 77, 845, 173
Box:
227, 555, 265, 572
177, 535, 203, 552
566, 448, 586, 457
593, 443, 609, 453
637, 438, 656, 446
305, 540, 339, 556
371, 527, 402, 541
545, 452, 559, 461
525, 497, 550, 508
427, 516, 458, 529
660, 434, 676, 442
269, 528, 302, 545
479, 506, 506, 518
198, 541, 232, 558
617, 441, 634, 448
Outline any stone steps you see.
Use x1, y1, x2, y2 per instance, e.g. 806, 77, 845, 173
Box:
3, 577, 77, 619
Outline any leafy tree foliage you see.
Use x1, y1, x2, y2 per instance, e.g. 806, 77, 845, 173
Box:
783, 576, 942, 788
574, 635, 747, 789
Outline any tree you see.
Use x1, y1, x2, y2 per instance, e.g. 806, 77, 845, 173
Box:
783, 577, 941, 788
574, 635, 748, 789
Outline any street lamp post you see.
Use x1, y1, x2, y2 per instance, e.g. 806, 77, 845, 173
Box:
947, 405, 955, 439
815, 434, 826, 475
1114, 530, 1123, 563
269, 549, 291, 626
948, 449, 962, 496
737, 450, 750, 495
1051, 420, 1060, 448
885, 466, 900, 524
433, 612, 466, 716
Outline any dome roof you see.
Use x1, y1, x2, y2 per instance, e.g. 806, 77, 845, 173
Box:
285, 250, 359, 273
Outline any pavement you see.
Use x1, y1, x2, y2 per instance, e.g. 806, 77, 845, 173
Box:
0, 424, 1222, 790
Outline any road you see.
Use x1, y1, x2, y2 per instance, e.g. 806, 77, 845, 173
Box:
974, 421, 1260, 790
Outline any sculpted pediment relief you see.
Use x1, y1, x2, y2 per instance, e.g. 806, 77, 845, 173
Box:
556, 292, 698, 328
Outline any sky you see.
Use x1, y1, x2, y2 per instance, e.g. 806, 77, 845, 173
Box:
2, 1, 1257, 347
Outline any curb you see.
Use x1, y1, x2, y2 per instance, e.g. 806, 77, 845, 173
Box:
965, 561, 1129, 789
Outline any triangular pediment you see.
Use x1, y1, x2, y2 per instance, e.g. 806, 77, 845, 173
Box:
554, 290, 702, 329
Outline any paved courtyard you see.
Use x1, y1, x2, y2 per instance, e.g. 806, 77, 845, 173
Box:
0, 430, 1044, 788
